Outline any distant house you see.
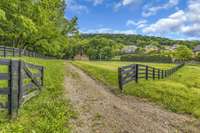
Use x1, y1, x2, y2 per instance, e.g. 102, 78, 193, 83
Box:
144, 45, 159, 53
163, 46, 171, 50
170, 44, 178, 51
121, 46, 137, 54
193, 45, 200, 54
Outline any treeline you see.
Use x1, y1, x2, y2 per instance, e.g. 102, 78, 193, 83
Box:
0, 0, 77, 58
81, 34, 200, 49
1, 0, 199, 59
64, 36, 123, 60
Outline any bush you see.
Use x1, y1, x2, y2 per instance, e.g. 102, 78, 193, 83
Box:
195, 53, 200, 61
120, 54, 172, 63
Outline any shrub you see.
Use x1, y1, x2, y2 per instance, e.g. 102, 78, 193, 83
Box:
120, 54, 172, 63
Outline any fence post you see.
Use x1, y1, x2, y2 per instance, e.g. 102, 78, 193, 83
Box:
13, 48, 15, 57
158, 69, 160, 79
41, 66, 44, 87
135, 64, 138, 83
118, 67, 123, 91
19, 49, 22, 57
145, 65, 148, 80
8, 60, 19, 118
18, 60, 23, 107
4, 46, 6, 57
162, 70, 164, 79
153, 68, 155, 80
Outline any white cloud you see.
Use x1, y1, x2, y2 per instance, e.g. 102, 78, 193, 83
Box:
142, 0, 200, 39
142, 0, 179, 17
86, 0, 104, 6
122, 0, 137, 6
94, 0, 104, 5
126, 20, 147, 27
113, 0, 142, 11
66, 0, 89, 13
80, 28, 135, 34
143, 10, 186, 33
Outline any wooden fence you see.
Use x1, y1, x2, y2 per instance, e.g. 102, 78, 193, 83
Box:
118, 63, 184, 90
0, 59, 44, 117
0, 45, 53, 59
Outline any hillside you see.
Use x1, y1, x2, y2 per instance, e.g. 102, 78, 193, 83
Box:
81, 34, 200, 48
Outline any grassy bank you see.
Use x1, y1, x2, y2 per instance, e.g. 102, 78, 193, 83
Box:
72, 61, 200, 118
0, 57, 74, 133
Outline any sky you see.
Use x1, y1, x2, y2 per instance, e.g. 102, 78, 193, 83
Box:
65, 0, 200, 40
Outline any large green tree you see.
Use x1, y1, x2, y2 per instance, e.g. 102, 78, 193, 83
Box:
0, 0, 77, 57
174, 45, 193, 61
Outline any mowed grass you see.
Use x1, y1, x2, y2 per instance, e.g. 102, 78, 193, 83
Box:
72, 61, 200, 118
0, 57, 74, 133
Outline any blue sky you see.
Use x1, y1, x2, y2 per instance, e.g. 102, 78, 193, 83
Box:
65, 0, 200, 40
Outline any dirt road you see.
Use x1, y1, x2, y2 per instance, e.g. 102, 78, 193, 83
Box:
64, 63, 200, 133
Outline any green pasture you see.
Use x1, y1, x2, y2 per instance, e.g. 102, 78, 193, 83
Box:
72, 61, 200, 118
0, 57, 74, 133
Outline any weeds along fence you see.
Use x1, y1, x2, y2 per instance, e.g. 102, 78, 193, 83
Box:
0, 45, 53, 59
118, 63, 184, 90
0, 59, 44, 117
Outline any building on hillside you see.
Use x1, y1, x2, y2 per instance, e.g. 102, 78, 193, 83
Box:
193, 45, 200, 55
121, 45, 138, 54
170, 44, 178, 51
144, 45, 159, 53
163, 46, 171, 51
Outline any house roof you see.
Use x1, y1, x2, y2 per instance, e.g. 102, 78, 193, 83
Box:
193, 45, 200, 52
121, 46, 137, 53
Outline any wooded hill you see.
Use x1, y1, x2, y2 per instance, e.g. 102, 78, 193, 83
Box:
81, 34, 200, 49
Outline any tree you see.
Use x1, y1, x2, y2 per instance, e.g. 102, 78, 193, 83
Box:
196, 53, 200, 61
174, 46, 193, 61
74, 37, 124, 60
0, 0, 78, 58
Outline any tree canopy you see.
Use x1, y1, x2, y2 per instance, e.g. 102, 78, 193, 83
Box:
0, 0, 77, 58
81, 34, 200, 49
174, 45, 193, 61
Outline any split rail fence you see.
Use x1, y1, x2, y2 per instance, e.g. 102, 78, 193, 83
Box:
0, 45, 53, 58
118, 63, 184, 90
0, 59, 44, 117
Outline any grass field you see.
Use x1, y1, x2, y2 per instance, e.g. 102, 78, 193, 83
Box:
0, 57, 74, 133
72, 61, 200, 118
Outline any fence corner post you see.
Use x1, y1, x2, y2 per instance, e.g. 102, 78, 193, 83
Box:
118, 67, 123, 91
8, 60, 19, 118
18, 60, 23, 107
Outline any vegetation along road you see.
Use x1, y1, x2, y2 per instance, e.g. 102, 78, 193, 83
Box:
65, 62, 200, 133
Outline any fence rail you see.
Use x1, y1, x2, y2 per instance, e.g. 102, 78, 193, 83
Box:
0, 59, 44, 117
0, 45, 53, 59
118, 63, 184, 90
